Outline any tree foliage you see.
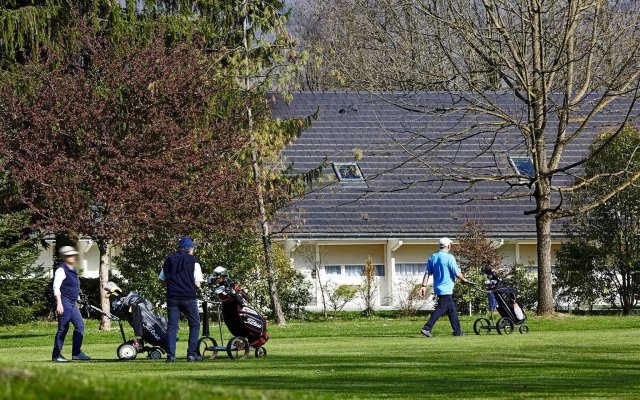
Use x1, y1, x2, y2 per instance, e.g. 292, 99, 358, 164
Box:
0, 210, 40, 279
555, 241, 607, 311
290, 0, 449, 91
1, 24, 255, 240
1, 0, 291, 68
0, 169, 40, 279
223, 0, 311, 327
556, 125, 640, 314
502, 263, 538, 312
455, 220, 503, 273
116, 232, 311, 319
454, 220, 504, 313
1, 0, 312, 327
0, 21, 257, 328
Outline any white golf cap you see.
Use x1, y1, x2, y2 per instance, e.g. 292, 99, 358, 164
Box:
58, 246, 79, 257
213, 266, 228, 276
439, 237, 452, 247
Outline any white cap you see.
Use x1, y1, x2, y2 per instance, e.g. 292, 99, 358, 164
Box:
58, 246, 79, 257
213, 266, 228, 277
439, 237, 452, 247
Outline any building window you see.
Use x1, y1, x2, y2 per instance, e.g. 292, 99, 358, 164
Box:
345, 264, 385, 276
509, 156, 534, 177
345, 265, 363, 276
325, 265, 342, 275
332, 162, 364, 181
395, 263, 425, 276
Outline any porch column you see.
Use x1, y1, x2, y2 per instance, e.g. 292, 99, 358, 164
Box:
385, 240, 403, 307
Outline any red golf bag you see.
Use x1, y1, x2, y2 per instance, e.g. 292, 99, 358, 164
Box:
214, 278, 269, 348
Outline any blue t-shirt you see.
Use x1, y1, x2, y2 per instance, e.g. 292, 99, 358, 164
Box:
426, 250, 460, 295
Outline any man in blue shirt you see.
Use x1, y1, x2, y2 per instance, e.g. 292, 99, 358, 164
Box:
418, 237, 470, 337
159, 237, 203, 362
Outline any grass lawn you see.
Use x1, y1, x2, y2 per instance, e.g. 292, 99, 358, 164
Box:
1, 314, 640, 399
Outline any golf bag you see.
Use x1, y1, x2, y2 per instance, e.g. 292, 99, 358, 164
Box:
82, 283, 169, 359
111, 291, 169, 349
481, 266, 526, 324
213, 277, 269, 348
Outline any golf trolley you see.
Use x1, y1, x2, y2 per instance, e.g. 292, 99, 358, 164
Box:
472, 266, 530, 335
197, 269, 268, 360
81, 286, 168, 360
196, 300, 264, 360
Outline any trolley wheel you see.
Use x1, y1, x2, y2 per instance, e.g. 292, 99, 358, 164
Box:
255, 346, 267, 358
496, 317, 515, 335
117, 343, 137, 360
197, 336, 219, 360
226, 336, 249, 360
519, 324, 530, 334
473, 318, 491, 335
149, 349, 162, 360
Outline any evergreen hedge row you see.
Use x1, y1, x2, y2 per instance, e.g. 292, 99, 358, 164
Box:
0, 277, 123, 326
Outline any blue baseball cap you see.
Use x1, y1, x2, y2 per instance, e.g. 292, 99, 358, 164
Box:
177, 237, 196, 249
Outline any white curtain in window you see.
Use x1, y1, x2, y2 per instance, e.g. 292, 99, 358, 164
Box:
395, 263, 425, 276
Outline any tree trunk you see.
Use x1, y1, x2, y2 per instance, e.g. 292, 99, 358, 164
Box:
97, 239, 111, 330
536, 196, 555, 315
241, 4, 286, 327
620, 274, 633, 315
250, 139, 286, 326
314, 268, 328, 319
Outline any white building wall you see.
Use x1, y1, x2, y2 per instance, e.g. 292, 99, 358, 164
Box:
35, 240, 120, 279
33, 244, 56, 275
287, 238, 563, 312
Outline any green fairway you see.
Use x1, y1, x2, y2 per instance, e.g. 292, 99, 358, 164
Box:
1, 314, 640, 399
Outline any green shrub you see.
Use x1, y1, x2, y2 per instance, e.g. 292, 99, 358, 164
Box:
328, 284, 359, 316
0, 278, 51, 325
502, 263, 538, 311
115, 233, 312, 320
453, 266, 486, 314
77, 276, 125, 319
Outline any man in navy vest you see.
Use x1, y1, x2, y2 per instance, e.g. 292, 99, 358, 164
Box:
51, 246, 91, 362
159, 237, 203, 362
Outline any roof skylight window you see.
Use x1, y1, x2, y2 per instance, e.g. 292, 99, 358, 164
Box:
332, 162, 364, 182
509, 156, 534, 177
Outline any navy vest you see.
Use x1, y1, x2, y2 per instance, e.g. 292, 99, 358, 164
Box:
163, 251, 199, 300
58, 263, 79, 302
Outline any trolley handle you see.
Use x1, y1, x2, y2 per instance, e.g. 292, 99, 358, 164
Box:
463, 281, 489, 293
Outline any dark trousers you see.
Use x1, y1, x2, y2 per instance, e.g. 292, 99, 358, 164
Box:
423, 294, 463, 335
52, 297, 85, 358
166, 298, 200, 359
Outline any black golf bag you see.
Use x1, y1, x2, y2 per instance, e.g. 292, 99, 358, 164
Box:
111, 291, 168, 349
87, 283, 170, 360
481, 265, 526, 324
214, 277, 269, 348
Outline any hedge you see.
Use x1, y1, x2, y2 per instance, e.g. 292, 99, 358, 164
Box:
0, 276, 123, 326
